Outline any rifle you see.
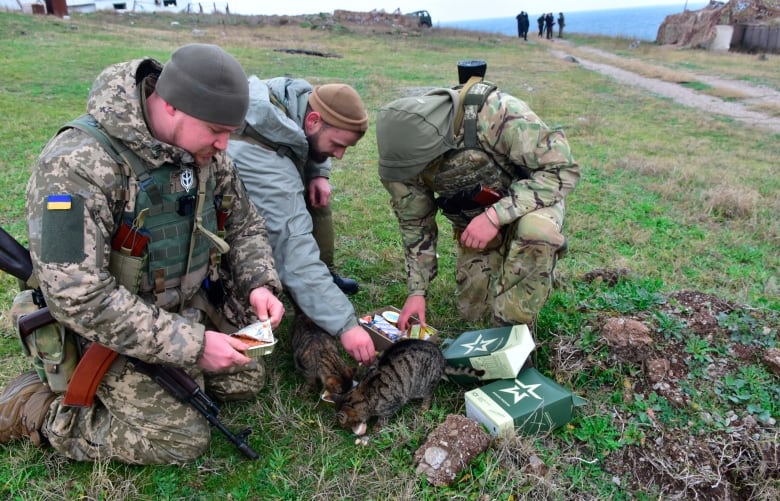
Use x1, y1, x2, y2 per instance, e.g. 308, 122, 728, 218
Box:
0, 226, 260, 460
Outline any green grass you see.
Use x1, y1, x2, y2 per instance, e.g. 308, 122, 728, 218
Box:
0, 10, 778, 500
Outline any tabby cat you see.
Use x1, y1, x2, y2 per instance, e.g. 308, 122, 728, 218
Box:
290, 313, 356, 395
332, 338, 485, 435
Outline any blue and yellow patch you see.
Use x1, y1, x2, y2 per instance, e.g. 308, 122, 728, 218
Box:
46, 194, 72, 210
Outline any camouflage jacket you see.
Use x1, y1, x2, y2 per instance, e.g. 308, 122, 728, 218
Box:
25, 57, 281, 368
382, 89, 580, 296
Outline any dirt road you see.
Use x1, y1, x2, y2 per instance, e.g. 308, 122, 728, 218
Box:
549, 45, 780, 134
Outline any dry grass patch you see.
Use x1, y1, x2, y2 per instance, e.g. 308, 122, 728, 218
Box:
613, 154, 673, 177
749, 100, 780, 117
701, 185, 760, 221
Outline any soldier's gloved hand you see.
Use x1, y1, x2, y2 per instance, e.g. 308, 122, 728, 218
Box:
341, 326, 376, 365
248, 287, 285, 328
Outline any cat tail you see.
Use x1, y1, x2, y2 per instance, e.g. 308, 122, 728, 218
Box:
443, 365, 485, 378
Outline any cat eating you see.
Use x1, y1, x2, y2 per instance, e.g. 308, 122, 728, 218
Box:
332, 338, 484, 436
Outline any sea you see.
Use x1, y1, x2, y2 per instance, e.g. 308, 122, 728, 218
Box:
439, 2, 710, 42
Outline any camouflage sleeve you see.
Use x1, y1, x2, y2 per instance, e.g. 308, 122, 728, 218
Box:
478, 91, 580, 225
25, 130, 206, 367
214, 153, 282, 299
380, 179, 439, 296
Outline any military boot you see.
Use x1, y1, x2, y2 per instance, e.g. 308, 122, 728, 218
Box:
331, 272, 359, 296
0, 371, 57, 446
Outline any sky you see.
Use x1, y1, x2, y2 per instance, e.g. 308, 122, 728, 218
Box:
219, 1, 698, 23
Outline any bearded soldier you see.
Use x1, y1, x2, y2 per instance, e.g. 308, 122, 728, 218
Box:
376, 71, 579, 338
0, 44, 283, 464
228, 78, 376, 365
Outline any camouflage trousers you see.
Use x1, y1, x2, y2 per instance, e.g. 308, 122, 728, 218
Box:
455, 201, 566, 326
43, 355, 264, 465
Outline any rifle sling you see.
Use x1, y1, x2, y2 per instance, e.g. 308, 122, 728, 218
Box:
62, 343, 119, 407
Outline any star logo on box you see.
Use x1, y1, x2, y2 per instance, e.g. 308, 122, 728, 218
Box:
500, 381, 543, 404
461, 334, 499, 354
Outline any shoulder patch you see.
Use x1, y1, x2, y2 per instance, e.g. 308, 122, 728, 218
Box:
41, 194, 85, 264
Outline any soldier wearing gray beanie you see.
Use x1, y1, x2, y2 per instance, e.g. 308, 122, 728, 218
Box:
156, 43, 249, 127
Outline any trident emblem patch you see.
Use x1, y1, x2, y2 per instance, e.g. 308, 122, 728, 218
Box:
180, 168, 195, 192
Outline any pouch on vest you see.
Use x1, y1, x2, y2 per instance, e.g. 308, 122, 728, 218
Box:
11, 289, 79, 393
108, 211, 150, 294
108, 251, 147, 294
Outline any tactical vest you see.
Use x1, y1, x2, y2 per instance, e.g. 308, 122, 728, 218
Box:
134, 163, 217, 295
60, 115, 223, 310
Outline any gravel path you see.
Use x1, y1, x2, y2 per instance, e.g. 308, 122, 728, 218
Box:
549, 46, 780, 134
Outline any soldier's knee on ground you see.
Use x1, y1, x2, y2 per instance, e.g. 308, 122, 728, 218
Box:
515, 212, 565, 249
204, 360, 265, 402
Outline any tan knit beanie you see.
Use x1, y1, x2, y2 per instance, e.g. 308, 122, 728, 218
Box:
308, 84, 368, 132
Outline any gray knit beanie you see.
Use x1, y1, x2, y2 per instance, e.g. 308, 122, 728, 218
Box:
156, 43, 249, 127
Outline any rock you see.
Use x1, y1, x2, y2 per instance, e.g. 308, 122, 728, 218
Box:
414, 414, 492, 486
762, 347, 780, 376
601, 317, 654, 364
645, 358, 670, 383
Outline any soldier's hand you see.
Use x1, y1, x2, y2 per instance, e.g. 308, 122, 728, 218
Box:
198, 330, 251, 371
307, 176, 332, 208
248, 287, 285, 328
341, 326, 376, 365
399, 295, 427, 331
460, 209, 500, 249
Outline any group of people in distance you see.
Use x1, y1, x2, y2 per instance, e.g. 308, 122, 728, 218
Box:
0, 42, 579, 466
516, 11, 565, 40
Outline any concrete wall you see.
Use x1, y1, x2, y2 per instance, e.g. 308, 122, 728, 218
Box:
732, 23, 780, 53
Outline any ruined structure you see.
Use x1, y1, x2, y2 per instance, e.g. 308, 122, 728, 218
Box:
657, 0, 780, 52
333, 8, 428, 30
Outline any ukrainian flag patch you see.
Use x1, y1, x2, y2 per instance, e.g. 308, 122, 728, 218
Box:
46, 194, 72, 210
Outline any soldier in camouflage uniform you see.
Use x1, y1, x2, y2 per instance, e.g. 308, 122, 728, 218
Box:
376, 79, 579, 333
0, 44, 284, 464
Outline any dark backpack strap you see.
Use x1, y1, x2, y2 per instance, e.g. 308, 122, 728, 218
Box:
236, 120, 303, 167
460, 81, 498, 149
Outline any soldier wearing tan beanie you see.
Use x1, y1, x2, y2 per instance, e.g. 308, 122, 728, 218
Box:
229, 76, 376, 366
308, 84, 369, 133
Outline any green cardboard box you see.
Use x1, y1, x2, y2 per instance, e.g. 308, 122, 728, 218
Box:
441, 325, 535, 384
464, 368, 586, 437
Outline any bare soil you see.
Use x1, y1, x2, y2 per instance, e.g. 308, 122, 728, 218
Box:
549, 43, 780, 134
574, 269, 780, 499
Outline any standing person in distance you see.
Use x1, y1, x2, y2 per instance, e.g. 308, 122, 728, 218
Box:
558, 12, 566, 38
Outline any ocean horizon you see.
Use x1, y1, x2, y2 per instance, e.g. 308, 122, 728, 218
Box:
439, 2, 709, 42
